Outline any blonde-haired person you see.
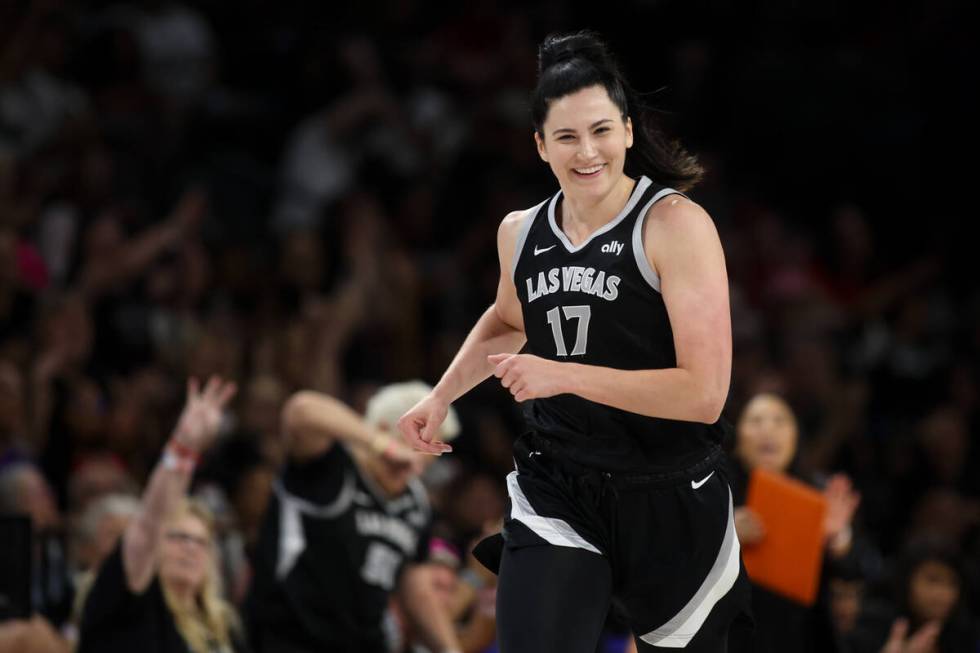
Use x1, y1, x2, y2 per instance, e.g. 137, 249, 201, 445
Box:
77, 377, 242, 653
364, 381, 461, 438
246, 381, 464, 653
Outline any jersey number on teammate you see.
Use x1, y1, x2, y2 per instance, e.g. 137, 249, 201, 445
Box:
545, 305, 591, 356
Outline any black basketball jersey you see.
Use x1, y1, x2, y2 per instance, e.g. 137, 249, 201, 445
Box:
512, 175, 725, 473
247, 444, 430, 653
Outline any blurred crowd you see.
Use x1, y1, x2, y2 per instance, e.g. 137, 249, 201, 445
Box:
1, 0, 977, 651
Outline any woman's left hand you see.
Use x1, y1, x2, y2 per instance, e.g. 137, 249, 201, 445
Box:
488, 353, 567, 402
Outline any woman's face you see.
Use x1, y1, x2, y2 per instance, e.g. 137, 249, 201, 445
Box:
908, 559, 959, 623
827, 578, 863, 635
429, 564, 458, 612
735, 394, 798, 473
363, 431, 429, 499
159, 513, 212, 592
534, 85, 633, 201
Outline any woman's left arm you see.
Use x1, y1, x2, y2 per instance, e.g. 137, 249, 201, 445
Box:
489, 198, 731, 424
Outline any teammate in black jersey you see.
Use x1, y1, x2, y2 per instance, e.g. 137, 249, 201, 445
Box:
399, 31, 752, 652
246, 382, 463, 653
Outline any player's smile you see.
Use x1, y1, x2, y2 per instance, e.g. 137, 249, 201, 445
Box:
572, 163, 606, 179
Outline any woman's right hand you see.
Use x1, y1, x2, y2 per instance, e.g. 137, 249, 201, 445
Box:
397, 393, 453, 455
734, 506, 766, 546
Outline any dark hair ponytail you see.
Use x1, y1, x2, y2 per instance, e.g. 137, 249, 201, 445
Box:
532, 31, 703, 192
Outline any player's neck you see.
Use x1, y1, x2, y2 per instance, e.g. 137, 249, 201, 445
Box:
558, 175, 636, 245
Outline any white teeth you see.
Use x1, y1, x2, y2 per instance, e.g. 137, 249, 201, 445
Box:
574, 164, 604, 174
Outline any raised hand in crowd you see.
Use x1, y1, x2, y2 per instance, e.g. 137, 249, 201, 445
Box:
171, 376, 237, 453
79, 188, 207, 298
123, 376, 236, 592
879, 618, 940, 653
77, 376, 241, 653
824, 473, 861, 557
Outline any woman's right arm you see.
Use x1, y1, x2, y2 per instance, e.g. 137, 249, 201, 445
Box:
122, 377, 236, 593
398, 210, 528, 454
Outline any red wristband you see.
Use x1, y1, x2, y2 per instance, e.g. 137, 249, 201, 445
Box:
167, 438, 201, 463
163, 438, 200, 473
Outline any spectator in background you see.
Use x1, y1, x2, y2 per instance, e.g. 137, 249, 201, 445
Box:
66, 453, 138, 517
127, 1, 216, 111
0, 1, 90, 158
849, 539, 979, 653
239, 374, 288, 467
0, 358, 28, 456
387, 534, 498, 653
0, 616, 68, 653
246, 381, 462, 653
451, 524, 501, 653
0, 461, 71, 628
891, 404, 980, 549
0, 222, 38, 354
71, 492, 140, 575
66, 493, 140, 644
823, 556, 868, 649
386, 537, 462, 653
731, 393, 864, 652
77, 376, 243, 653
272, 37, 422, 233
733, 393, 861, 556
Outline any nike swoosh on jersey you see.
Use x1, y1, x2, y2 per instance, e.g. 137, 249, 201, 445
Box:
534, 245, 556, 255
691, 471, 715, 489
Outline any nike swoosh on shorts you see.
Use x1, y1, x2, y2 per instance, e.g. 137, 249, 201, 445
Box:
691, 471, 715, 489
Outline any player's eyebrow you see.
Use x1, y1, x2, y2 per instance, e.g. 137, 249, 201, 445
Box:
552, 119, 614, 136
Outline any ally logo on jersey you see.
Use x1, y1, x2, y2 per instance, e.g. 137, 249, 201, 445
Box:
600, 239, 624, 255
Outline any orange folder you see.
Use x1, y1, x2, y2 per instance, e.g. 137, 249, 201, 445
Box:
740, 468, 827, 606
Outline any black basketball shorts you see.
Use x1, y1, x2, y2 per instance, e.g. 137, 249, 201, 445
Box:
478, 431, 752, 650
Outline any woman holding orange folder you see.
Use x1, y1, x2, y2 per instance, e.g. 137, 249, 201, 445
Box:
732, 393, 863, 652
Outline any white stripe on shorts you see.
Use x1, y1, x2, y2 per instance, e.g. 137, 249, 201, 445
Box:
640, 487, 741, 648
505, 471, 601, 554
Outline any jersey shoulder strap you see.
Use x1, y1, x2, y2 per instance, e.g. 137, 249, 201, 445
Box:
630, 185, 689, 293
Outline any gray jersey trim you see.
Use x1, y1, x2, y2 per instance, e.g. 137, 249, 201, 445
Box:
510, 199, 548, 282
547, 176, 652, 253
505, 471, 601, 555
273, 470, 356, 579
406, 476, 432, 522
631, 188, 687, 294
639, 487, 741, 648
272, 469, 356, 519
